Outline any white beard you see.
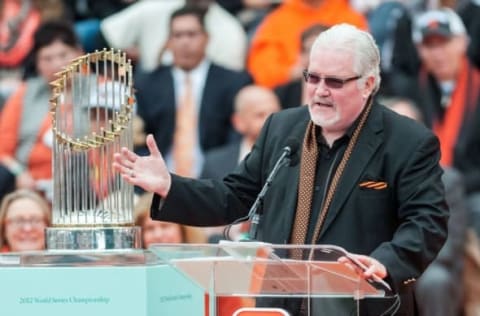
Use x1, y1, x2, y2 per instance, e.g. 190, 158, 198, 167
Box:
308, 105, 340, 129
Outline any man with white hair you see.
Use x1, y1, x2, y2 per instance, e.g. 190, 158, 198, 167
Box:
113, 24, 448, 315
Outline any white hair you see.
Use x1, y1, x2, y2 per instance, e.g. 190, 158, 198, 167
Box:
310, 23, 381, 94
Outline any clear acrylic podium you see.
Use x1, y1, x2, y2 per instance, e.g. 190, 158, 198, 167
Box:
0, 243, 393, 316
149, 242, 393, 316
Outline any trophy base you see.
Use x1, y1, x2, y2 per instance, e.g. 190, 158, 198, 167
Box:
46, 226, 142, 250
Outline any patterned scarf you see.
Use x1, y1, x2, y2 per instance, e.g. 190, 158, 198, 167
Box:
290, 97, 373, 259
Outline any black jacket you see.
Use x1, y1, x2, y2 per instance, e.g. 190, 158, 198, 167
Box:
153, 104, 448, 315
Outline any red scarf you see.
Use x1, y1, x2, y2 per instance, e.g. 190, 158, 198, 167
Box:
433, 57, 480, 166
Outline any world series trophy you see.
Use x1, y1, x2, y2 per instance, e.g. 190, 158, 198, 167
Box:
0, 49, 207, 316
46, 49, 141, 250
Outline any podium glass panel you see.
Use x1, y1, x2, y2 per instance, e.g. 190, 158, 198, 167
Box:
149, 242, 393, 316
0, 244, 395, 316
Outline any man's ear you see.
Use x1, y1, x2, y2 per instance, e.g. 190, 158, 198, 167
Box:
362, 75, 376, 99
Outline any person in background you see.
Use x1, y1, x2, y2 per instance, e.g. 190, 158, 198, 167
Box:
392, 8, 480, 234
134, 6, 251, 178
114, 23, 448, 315
247, 0, 367, 88
201, 85, 281, 181
0, 21, 83, 202
0, 189, 51, 252
274, 23, 328, 109
0, 0, 65, 107
386, 0, 476, 97
100, 0, 247, 72
200, 84, 280, 242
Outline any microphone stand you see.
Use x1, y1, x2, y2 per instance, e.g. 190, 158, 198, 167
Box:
247, 148, 292, 240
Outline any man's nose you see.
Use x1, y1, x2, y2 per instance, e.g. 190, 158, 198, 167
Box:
314, 80, 331, 96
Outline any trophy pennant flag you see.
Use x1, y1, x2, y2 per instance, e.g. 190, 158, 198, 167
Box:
46, 49, 141, 250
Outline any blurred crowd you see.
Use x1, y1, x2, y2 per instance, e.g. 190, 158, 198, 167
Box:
1, 0, 480, 315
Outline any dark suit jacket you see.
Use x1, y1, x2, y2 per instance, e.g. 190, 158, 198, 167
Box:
152, 104, 448, 315
134, 63, 251, 155
200, 141, 241, 180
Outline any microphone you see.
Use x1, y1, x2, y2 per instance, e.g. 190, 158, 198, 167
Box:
246, 138, 300, 240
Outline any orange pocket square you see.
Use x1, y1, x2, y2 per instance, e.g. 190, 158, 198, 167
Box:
359, 181, 388, 190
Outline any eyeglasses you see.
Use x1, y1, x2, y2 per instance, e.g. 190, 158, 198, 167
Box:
303, 70, 361, 89
5, 217, 45, 228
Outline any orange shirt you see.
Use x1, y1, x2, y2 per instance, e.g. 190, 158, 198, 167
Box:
0, 83, 52, 180
0, 0, 41, 67
248, 0, 368, 88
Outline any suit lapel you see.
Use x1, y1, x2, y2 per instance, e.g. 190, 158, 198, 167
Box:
166, 68, 176, 113
318, 104, 384, 240
199, 64, 215, 144
160, 67, 176, 153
